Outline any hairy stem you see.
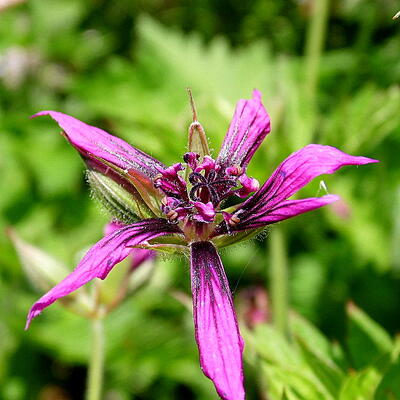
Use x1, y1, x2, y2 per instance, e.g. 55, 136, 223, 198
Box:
85, 317, 105, 400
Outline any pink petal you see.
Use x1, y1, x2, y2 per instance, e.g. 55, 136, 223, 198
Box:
32, 111, 165, 180
190, 241, 245, 400
104, 221, 156, 269
227, 144, 378, 230
214, 145, 377, 234
237, 195, 339, 229
248, 144, 377, 212
26, 219, 181, 329
217, 89, 271, 169
192, 201, 216, 223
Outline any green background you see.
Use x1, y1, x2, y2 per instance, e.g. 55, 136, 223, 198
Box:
0, 1, 399, 399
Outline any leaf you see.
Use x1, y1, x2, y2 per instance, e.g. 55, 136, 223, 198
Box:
248, 324, 300, 366
375, 355, 400, 400
346, 302, 392, 369
290, 312, 333, 360
261, 363, 328, 400
296, 339, 345, 399
339, 367, 382, 400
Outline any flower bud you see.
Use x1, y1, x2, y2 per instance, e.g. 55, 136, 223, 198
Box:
7, 228, 69, 292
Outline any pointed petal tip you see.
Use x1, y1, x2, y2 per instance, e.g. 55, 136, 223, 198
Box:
357, 157, 380, 165
252, 89, 262, 99
24, 220, 181, 330
25, 307, 39, 330
30, 110, 58, 119
217, 89, 271, 169
323, 194, 340, 203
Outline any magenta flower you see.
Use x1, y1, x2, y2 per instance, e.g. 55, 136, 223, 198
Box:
27, 90, 377, 400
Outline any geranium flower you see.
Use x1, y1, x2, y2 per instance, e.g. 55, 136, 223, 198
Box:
26, 90, 377, 400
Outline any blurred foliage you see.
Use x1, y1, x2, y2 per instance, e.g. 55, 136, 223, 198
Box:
0, 0, 399, 398
245, 304, 400, 400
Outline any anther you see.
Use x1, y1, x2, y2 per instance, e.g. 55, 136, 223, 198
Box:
226, 165, 243, 176
166, 209, 179, 221
153, 173, 163, 182
228, 215, 241, 227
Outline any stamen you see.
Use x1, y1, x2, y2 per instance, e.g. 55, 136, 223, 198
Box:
226, 165, 243, 176
166, 209, 179, 221
228, 215, 241, 226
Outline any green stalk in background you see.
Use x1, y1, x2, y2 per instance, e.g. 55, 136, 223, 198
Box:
304, 0, 330, 104
85, 317, 105, 400
269, 226, 289, 336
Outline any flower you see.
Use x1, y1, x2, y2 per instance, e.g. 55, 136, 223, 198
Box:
26, 90, 377, 400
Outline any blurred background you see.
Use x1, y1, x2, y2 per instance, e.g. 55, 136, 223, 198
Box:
0, 0, 399, 399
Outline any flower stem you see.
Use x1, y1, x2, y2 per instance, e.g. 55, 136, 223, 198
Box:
85, 317, 105, 400
304, 0, 330, 103
269, 226, 288, 336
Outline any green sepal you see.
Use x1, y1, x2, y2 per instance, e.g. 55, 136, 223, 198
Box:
131, 243, 189, 255
211, 227, 266, 249
94, 157, 164, 218
87, 169, 155, 223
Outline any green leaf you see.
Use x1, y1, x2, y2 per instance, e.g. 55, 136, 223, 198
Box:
347, 302, 392, 369
375, 355, 400, 400
296, 339, 345, 399
261, 363, 328, 400
248, 324, 300, 366
339, 367, 382, 400
290, 312, 333, 360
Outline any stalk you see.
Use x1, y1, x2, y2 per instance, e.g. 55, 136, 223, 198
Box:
269, 227, 288, 336
85, 317, 105, 400
304, 0, 330, 103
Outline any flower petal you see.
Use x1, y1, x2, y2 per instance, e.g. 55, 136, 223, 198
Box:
234, 145, 377, 226
26, 219, 181, 329
216, 90, 271, 169
190, 241, 245, 400
104, 221, 155, 269
33, 111, 165, 215
231, 195, 339, 230
33, 111, 165, 177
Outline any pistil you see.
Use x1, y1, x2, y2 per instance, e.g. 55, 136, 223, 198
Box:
154, 154, 259, 225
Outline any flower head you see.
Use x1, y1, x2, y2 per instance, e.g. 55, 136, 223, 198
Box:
27, 90, 377, 400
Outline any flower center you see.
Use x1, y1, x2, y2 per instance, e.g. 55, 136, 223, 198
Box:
153, 153, 259, 224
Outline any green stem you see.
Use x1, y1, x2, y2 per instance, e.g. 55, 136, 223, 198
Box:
269, 226, 288, 336
85, 318, 105, 400
304, 0, 330, 103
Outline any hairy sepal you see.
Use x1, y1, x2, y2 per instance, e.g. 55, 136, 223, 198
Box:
87, 169, 155, 222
